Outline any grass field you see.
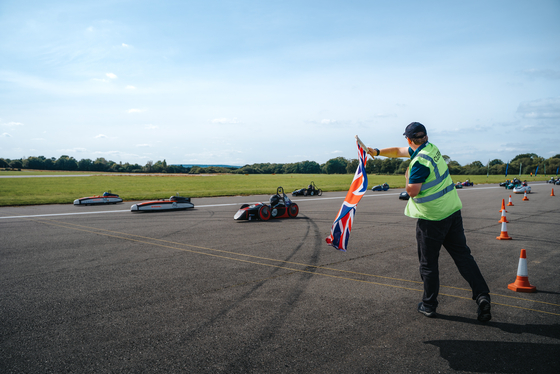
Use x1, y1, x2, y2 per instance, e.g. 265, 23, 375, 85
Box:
0, 170, 552, 206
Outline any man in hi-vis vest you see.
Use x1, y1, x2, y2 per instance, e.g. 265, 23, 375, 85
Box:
367, 122, 491, 322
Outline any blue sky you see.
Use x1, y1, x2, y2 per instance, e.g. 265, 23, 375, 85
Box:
1, 0, 559, 166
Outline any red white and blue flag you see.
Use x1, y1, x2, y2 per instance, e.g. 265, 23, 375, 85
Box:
326, 138, 369, 251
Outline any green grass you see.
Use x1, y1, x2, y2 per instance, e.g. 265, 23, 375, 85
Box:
0, 172, 552, 206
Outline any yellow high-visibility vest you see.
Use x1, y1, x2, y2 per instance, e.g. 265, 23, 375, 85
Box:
405, 143, 462, 221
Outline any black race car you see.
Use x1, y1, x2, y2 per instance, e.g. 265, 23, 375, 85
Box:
399, 192, 410, 200
292, 181, 322, 196
371, 183, 389, 191
235, 187, 299, 221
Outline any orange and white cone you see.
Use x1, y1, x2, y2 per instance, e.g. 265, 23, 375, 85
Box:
507, 195, 514, 206
499, 198, 507, 213
522, 191, 529, 201
551, 188, 555, 197
498, 209, 509, 223
508, 249, 536, 292
496, 221, 512, 240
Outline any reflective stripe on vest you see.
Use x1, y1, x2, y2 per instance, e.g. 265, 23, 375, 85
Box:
416, 153, 450, 192
413, 182, 455, 204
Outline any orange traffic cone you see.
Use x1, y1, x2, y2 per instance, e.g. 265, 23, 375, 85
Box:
499, 209, 509, 223
522, 191, 529, 201
551, 188, 555, 197
507, 195, 514, 206
508, 249, 536, 292
499, 198, 507, 213
496, 221, 512, 240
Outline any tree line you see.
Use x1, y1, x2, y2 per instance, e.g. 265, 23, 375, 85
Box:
2, 153, 559, 175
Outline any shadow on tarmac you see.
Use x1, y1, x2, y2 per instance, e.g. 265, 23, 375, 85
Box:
426, 314, 560, 373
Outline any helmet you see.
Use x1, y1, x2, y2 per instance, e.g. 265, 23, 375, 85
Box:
269, 194, 280, 206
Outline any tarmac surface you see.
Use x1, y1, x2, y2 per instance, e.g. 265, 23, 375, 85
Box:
1, 182, 559, 373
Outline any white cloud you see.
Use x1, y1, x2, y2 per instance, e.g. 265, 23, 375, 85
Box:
1, 121, 24, 127
106, 73, 117, 79
122, 43, 130, 48
128, 109, 145, 113
126, 85, 136, 90
321, 119, 338, 124
136, 144, 151, 147
144, 124, 158, 129
212, 117, 240, 124
57, 148, 87, 153
95, 134, 107, 139
1, 133, 12, 137
517, 97, 560, 119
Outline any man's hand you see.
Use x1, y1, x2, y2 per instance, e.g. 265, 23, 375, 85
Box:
367, 147, 377, 158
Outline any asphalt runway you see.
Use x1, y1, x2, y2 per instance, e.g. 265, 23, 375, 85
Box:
1, 182, 559, 373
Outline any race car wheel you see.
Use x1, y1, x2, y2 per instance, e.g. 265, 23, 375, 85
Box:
288, 203, 299, 218
317, 189, 322, 196
303, 190, 307, 196
258, 205, 271, 221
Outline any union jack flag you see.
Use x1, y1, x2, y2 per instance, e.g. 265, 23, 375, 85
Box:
326, 139, 369, 251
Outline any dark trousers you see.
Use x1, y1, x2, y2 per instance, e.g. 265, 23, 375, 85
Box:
416, 210, 490, 309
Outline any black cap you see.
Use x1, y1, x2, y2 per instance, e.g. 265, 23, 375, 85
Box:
403, 122, 427, 138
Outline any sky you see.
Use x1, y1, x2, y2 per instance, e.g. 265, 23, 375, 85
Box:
1, 0, 559, 167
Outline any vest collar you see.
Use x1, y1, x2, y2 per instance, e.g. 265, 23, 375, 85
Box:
410, 142, 429, 160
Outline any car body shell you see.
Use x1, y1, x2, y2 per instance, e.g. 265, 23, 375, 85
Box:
513, 185, 531, 194
371, 183, 389, 191
131, 195, 194, 212
74, 192, 123, 205
399, 191, 410, 200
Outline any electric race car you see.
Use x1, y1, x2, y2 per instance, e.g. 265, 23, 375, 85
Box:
130, 194, 194, 212
455, 181, 463, 189
504, 178, 522, 189
235, 187, 299, 221
371, 183, 389, 191
399, 191, 410, 200
292, 181, 322, 196
513, 182, 531, 194
74, 191, 123, 205
461, 180, 474, 186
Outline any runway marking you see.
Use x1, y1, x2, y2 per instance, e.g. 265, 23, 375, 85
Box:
25, 217, 560, 317
0, 186, 502, 220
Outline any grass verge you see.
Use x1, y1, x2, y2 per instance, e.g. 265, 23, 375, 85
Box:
0, 172, 551, 206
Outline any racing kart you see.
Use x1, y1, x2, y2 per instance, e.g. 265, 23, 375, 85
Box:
292, 181, 322, 196
130, 194, 194, 212
499, 180, 510, 187
455, 181, 463, 189
461, 180, 474, 186
371, 183, 389, 191
513, 182, 531, 194
504, 178, 522, 189
74, 191, 123, 205
235, 187, 299, 221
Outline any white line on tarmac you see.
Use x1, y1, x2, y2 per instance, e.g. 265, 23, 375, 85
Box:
0, 185, 504, 220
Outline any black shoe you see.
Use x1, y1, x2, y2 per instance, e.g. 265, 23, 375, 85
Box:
417, 302, 436, 318
477, 296, 492, 322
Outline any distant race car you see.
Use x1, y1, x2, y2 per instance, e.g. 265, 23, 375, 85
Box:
292, 181, 322, 196
74, 191, 123, 205
499, 180, 510, 187
371, 183, 389, 191
235, 187, 299, 221
399, 191, 410, 200
455, 182, 463, 189
505, 178, 522, 189
513, 183, 531, 194
461, 180, 474, 186
130, 194, 194, 212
